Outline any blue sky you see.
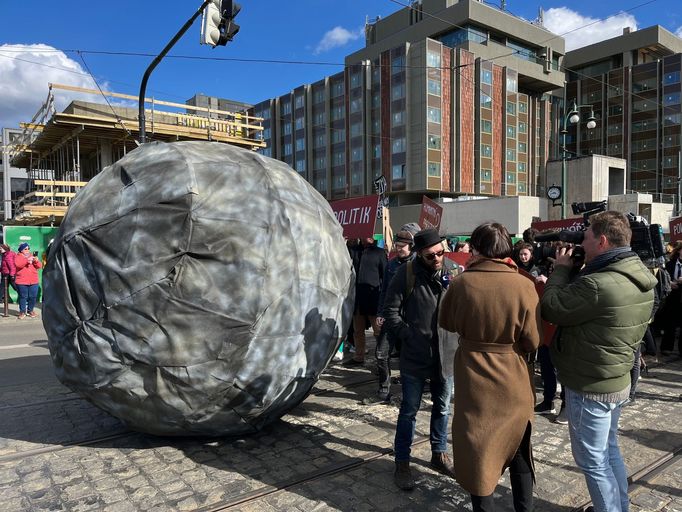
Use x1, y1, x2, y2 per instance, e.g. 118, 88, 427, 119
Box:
1, 0, 681, 128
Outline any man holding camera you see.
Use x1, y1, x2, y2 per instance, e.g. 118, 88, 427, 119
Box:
541, 211, 656, 512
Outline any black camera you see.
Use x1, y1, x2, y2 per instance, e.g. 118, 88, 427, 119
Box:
532, 200, 665, 265
532, 201, 606, 265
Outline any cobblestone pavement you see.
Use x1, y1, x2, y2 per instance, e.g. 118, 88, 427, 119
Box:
0, 323, 680, 511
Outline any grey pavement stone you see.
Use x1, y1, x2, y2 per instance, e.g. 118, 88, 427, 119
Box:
0, 334, 680, 511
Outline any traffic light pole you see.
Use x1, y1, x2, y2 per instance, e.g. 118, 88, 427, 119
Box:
138, 0, 211, 144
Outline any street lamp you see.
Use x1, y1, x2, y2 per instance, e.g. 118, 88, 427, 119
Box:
560, 101, 597, 219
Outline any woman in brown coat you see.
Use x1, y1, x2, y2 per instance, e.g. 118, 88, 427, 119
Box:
439, 222, 540, 512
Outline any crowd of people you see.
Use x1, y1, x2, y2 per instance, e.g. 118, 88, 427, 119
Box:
343, 211, 681, 512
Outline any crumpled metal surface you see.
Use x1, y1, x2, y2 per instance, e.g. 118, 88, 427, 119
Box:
42, 141, 355, 436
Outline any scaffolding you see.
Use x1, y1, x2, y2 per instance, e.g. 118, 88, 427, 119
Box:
7, 83, 265, 225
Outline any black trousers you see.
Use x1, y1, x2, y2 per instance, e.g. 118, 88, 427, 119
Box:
374, 328, 393, 395
470, 428, 534, 512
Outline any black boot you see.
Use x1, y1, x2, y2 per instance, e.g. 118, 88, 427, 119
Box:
394, 461, 416, 490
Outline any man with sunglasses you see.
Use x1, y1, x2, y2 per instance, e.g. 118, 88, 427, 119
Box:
383, 228, 457, 491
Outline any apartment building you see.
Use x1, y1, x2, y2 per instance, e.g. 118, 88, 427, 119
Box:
562, 26, 682, 200
248, 0, 566, 203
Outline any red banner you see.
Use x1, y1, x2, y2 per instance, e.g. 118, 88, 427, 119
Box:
531, 218, 584, 232
670, 216, 682, 243
330, 196, 378, 239
445, 252, 472, 269
419, 196, 443, 231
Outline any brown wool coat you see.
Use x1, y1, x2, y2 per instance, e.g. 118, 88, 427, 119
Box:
439, 257, 541, 496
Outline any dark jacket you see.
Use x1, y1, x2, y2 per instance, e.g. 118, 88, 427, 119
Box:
377, 254, 414, 316
356, 245, 387, 287
383, 256, 450, 379
542, 253, 656, 394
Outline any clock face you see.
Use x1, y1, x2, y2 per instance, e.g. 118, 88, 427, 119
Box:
547, 186, 562, 200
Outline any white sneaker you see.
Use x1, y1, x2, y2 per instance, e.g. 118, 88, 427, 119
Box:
555, 405, 568, 425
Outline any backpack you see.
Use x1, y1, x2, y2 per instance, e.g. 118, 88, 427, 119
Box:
655, 266, 672, 304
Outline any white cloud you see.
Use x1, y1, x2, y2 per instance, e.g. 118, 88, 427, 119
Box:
543, 7, 638, 51
675, 26, 682, 38
0, 44, 108, 130
314, 26, 363, 55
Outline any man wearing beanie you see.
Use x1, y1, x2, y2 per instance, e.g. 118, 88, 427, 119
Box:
372, 227, 418, 402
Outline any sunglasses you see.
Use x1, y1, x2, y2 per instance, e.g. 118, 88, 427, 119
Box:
423, 250, 444, 261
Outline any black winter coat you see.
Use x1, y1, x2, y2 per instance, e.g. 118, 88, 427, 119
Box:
383, 257, 448, 379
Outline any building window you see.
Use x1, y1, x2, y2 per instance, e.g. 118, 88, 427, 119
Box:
282, 102, 292, 115
518, 121, 527, 133
428, 162, 441, 177
392, 55, 405, 74
507, 125, 516, 138
373, 143, 381, 158
314, 133, 325, 148
351, 148, 363, 161
481, 144, 492, 158
331, 129, 345, 143
506, 173, 516, 183
295, 139, 305, 151
295, 160, 305, 172
664, 71, 681, 85
427, 51, 441, 68
314, 156, 326, 169
392, 164, 405, 179
481, 169, 492, 181
481, 119, 492, 133
392, 137, 406, 154
332, 151, 345, 166
314, 112, 325, 126
506, 102, 516, 115
314, 90, 325, 104
295, 95, 304, 108
518, 142, 527, 153
506, 77, 517, 92
392, 83, 405, 100
427, 107, 442, 123
506, 149, 516, 161
372, 92, 380, 108
295, 117, 304, 130
518, 102, 527, 113
428, 79, 441, 96
428, 134, 441, 149
350, 72, 361, 88
283, 123, 292, 135
518, 182, 526, 193
481, 93, 492, 109
330, 106, 344, 121
350, 98, 362, 113
331, 81, 344, 97
518, 162, 526, 172
350, 122, 363, 137
481, 70, 493, 85
283, 143, 292, 156
664, 92, 680, 106
392, 111, 404, 126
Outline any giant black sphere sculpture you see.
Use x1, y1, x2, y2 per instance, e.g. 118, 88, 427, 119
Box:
43, 141, 355, 436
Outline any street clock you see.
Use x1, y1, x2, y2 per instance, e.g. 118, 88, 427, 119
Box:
546, 185, 562, 200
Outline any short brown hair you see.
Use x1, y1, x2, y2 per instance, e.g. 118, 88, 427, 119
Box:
470, 222, 513, 259
589, 211, 631, 247
0, 244, 9, 252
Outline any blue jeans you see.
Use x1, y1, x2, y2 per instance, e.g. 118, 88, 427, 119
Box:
565, 388, 629, 512
17, 284, 39, 314
394, 373, 453, 461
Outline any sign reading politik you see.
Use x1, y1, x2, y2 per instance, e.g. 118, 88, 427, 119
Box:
419, 195, 443, 231
670, 216, 682, 243
330, 195, 379, 239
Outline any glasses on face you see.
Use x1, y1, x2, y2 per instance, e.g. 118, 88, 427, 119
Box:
423, 250, 444, 261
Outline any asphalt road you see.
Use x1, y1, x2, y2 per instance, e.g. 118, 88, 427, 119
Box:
0, 305, 56, 388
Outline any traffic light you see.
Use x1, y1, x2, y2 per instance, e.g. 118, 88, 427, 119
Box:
201, 0, 241, 47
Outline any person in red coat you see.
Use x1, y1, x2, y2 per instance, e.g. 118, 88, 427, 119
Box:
14, 243, 42, 319
1, 244, 18, 303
